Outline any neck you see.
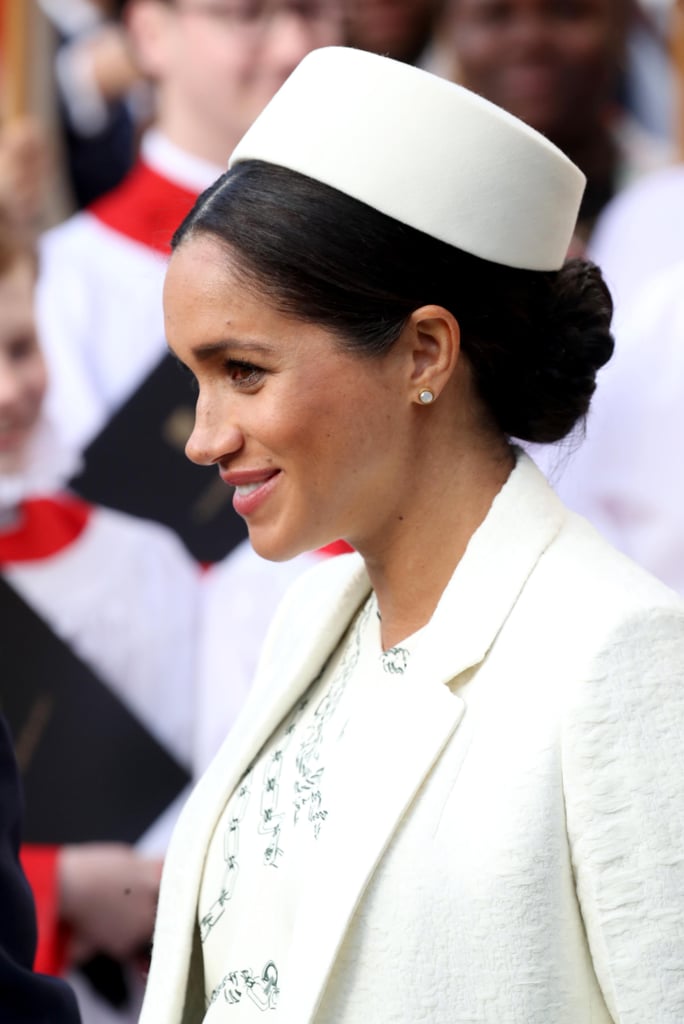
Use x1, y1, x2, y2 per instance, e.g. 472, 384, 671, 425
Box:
358, 437, 514, 651
154, 103, 240, 171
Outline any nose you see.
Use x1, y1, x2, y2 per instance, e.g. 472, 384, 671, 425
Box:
508, 11, 555, 56
185, 392, 244, 467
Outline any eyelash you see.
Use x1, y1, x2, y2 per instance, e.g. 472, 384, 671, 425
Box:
225, 359, 264, 388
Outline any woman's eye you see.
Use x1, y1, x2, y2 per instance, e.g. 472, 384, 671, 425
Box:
225, 360, 264, 387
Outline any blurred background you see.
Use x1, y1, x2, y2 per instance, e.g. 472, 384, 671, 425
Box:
1, 0, 681, 234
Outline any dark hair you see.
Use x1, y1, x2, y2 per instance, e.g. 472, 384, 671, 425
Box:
172, 161, 614, 444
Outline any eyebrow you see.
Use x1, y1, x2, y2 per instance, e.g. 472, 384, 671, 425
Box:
190, 338, 277, 362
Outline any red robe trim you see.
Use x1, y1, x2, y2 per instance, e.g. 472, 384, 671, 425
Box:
89, 160, 200, 255
317, 540, 354, 557
0, 496, 92, 564
3, 499, 91, 973
19, 845, 70, 976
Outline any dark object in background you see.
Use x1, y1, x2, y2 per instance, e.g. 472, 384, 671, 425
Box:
0, 575, 190, 844
60, 92, 136, 209
0, 713, 82, 1023
69, 353, 248, 564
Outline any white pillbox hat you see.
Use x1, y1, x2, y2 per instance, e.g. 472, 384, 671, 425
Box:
229, 47, 586, 272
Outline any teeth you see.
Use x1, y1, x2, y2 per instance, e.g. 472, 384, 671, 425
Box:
235, 482, 263, 497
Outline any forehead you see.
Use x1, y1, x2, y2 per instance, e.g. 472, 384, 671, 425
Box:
164, 234, 285, 344
165, 234, 250, 306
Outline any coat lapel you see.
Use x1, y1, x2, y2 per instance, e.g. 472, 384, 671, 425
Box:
281, 673, 465, 1022
141, 553, 371, 1022
410, 451, 567, 687
277, 453, 567, 1021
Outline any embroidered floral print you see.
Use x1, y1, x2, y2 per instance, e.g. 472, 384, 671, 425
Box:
207, 961, 280, 1011
293, 597, 373, 837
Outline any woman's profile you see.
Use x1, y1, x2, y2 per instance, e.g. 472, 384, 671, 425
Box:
140, 46, 684, 1024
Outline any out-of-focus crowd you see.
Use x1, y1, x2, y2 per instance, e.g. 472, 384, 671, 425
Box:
0, 2, 682, 1022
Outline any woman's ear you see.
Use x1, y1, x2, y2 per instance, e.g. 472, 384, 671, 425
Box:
403, 304, 461, 405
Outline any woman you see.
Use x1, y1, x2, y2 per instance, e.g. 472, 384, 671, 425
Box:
141, 47, 684, 1023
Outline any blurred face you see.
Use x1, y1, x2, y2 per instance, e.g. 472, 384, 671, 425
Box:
0, 260, 45, 474
345, 0, 441, 63
142, 0, 343, 160
164, 235, 415, 561
446, 0, 624, 146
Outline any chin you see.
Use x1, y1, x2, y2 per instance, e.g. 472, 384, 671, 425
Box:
247, 530, 309, 565
0, 449, 27, 475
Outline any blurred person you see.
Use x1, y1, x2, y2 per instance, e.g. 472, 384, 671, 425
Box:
0, 115, 49, 238
38, 0, 150, 209
344, 0, 445, 65
36, 0, 344, 456
0, 209, 199, 1023
441, 0, 671, 249
586, 162, 684, 317
0, 712, 82, 1023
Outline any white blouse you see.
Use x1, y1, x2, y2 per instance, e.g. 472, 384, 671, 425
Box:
198, 594, 420, 1018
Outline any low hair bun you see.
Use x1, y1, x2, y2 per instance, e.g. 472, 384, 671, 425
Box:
467, 259, 615, 444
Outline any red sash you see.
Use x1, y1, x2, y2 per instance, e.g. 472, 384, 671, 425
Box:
0, 497, 92, 563
89, 160, 199, 255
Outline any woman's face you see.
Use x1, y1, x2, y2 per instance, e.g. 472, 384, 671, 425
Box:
163, 235, 416, 561
0, 259, 46, 474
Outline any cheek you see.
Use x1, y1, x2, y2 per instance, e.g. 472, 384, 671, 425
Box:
20, 360, 47, 414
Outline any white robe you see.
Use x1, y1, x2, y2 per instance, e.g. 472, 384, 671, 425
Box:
36, 131, 222, 453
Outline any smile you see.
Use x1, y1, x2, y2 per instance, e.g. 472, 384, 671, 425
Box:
235, 482, 264, 497
225, 470, 281, 519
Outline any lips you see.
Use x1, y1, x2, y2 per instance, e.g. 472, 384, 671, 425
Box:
220, 468, 279, 489
222, 468, 281, 519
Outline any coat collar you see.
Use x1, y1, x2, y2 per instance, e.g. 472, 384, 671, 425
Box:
142, 451, 566, 1022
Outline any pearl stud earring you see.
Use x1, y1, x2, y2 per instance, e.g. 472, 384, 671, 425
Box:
418, 388, 435, 405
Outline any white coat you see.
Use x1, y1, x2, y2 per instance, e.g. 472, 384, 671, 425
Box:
139, 454, 684, 1023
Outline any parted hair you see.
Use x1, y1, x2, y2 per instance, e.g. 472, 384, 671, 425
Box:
171, 160, 614, 444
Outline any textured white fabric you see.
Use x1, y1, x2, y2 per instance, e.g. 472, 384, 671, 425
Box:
230, 47, 585, 271
140, 453, 684, 1023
